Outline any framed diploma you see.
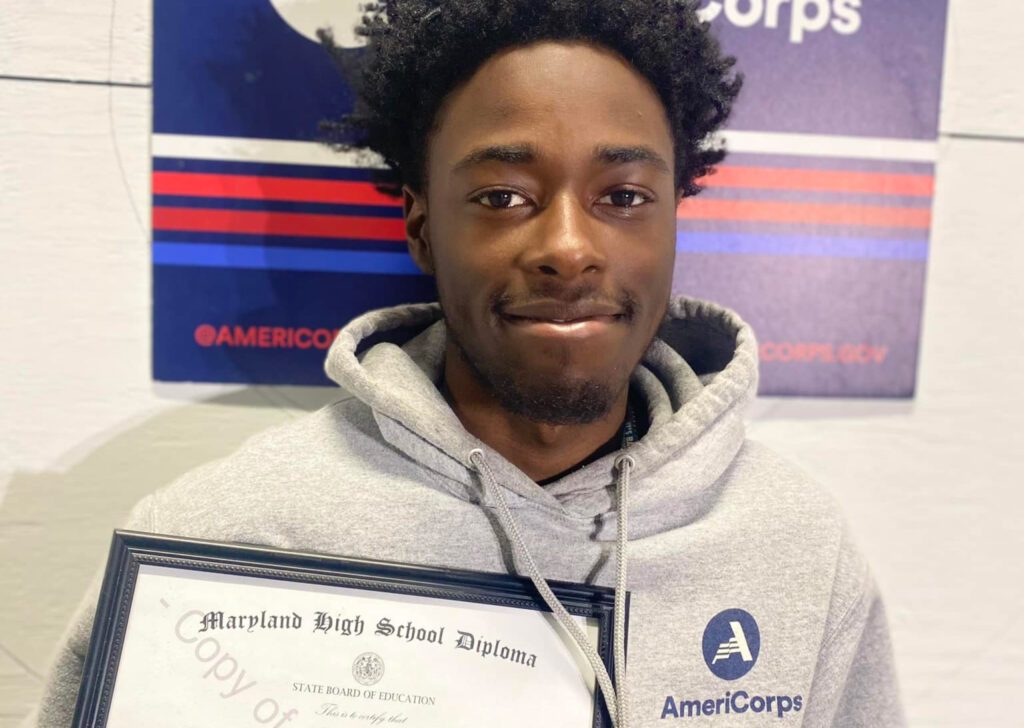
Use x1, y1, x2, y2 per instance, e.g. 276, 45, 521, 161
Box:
73, 531, 624, 727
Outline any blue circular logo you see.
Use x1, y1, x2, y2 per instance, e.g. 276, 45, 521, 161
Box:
702, 608, 760, 680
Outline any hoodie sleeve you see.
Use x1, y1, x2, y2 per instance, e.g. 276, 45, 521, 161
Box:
23, 495, 157, 728
802, 537, 905, 727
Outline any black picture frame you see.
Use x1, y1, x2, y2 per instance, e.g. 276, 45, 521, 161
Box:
73, 530, 625, 728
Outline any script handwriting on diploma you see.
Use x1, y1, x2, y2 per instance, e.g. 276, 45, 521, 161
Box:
314, 704, 410, 725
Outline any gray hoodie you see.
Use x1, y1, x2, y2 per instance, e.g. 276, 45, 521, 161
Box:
29, 297, 903, 727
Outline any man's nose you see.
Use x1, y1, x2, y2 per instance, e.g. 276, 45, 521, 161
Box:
521, 193, 605, 280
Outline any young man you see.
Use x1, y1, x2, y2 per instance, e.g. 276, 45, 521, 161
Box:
32, 1, 902, 726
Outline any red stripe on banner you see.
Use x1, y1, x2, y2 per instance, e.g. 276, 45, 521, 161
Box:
702, 166, 934, 196
152, 207, 406, 240
152, 172, 400, 207
677, 199, 931, 228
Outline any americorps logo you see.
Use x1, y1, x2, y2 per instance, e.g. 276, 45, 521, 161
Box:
696, 0, 862, 44
703, 608, 760, 680
659, 608, 804, 720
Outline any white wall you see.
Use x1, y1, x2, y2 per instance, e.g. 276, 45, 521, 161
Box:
1, 1, 1022, 725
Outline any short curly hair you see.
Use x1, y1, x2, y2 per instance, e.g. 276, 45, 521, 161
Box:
321, 0, 742, 198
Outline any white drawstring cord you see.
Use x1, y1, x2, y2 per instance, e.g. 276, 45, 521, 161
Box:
468, 448, 632, 728
612, 452, 634, 728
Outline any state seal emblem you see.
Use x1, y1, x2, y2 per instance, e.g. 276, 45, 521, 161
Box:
352, 652, 385, 686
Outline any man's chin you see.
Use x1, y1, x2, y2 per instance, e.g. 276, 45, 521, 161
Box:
446, 318, 628, 424
488, 376, 619, 426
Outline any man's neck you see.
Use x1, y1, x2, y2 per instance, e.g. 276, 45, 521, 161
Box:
442, 347, 629, 483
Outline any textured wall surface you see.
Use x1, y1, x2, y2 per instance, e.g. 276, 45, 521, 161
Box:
1, 1, 1022, 725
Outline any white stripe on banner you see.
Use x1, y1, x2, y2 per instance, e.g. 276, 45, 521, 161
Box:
152, 131, 938, 166
720, 130, 938, 163
151, 134, 387, 168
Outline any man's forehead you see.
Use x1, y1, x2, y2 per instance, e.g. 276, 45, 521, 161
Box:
461, 94, 660, 131
430, 41, 674, 166
451, 43, 664, 116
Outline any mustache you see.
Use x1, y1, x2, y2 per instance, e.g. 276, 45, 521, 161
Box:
490, 283, 639, 321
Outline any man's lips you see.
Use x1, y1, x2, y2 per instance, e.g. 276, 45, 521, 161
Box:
497, 300, 626, 338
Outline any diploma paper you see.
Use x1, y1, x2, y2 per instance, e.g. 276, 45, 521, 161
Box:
105, 564, 600, 727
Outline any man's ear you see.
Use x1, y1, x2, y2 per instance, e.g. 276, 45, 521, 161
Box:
403, 185, 435, 275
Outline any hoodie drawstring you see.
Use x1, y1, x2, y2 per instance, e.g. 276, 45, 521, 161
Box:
468, 448, 633, 728
612, 452, 633, 728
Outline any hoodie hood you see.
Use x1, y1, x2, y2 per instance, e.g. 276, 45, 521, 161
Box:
325, 296, 758, 530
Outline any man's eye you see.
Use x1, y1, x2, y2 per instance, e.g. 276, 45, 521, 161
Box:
599, 189, 651, 208
475, 190, 529, 209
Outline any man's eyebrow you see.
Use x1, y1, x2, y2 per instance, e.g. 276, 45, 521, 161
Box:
452, 144, 537, 172
594, 145, 671, 174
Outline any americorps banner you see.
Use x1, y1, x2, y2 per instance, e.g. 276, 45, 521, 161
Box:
152, 0, 949, 396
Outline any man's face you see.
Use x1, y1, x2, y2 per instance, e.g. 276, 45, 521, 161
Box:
407, 41, 678, 424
